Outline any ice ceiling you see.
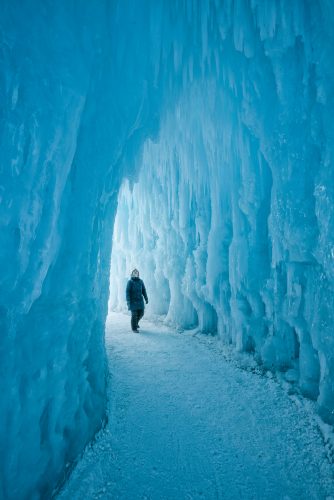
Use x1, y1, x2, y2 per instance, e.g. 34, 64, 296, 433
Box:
1, 0, 334, 498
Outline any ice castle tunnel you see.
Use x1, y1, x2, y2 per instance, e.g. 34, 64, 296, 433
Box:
1, 0, 334, 498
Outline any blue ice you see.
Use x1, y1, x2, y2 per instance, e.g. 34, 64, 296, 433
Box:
1, 0, 334, 497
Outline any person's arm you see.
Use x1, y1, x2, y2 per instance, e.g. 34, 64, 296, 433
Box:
126, 280, 132, 309
142, 281, 148, 304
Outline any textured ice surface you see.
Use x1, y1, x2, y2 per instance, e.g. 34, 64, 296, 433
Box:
0, 1, 160, 497
109, 1, 334, 427
1, 0, 334, 498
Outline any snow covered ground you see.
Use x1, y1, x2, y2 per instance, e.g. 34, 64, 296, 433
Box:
58, 313, 334, 499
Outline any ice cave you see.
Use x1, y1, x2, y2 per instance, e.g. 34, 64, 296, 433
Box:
1, 0, 334, 498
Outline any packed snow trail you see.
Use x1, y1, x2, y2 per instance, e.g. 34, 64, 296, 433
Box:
59, 313, 334, 499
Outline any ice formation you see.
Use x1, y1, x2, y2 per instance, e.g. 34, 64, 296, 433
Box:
110, 2, 334, 423
1, 0, 334, 498
0, 1, 160, 497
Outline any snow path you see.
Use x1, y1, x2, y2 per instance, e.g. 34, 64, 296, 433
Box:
59, 313, 334, 499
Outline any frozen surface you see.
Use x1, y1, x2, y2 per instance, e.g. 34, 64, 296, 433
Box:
109, 1, 334, 427
1, 0, 334, 497
0, 1, 161, 497
59, 313, 334, 500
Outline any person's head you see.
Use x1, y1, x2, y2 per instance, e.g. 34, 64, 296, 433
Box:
131, 268, 139, 278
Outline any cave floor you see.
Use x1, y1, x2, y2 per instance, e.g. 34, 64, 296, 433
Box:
59, 312, 334, 499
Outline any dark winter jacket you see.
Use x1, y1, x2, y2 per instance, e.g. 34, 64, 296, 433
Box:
126, 277, 148, 311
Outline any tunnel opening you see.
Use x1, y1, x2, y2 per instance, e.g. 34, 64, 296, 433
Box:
108, 177, 203, 332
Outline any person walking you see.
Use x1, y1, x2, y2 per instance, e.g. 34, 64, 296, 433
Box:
126, 269, 148, 332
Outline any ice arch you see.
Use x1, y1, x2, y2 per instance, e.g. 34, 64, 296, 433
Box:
1, 1, 334, 498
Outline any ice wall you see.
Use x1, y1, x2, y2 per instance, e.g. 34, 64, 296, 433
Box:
0, 1, 163, 497
110, 0, 334, 429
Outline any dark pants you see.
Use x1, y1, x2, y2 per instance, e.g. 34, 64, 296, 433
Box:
131, 309, 144, 331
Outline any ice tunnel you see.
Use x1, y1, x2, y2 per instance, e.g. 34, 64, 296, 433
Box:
1, 0, 334, 498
